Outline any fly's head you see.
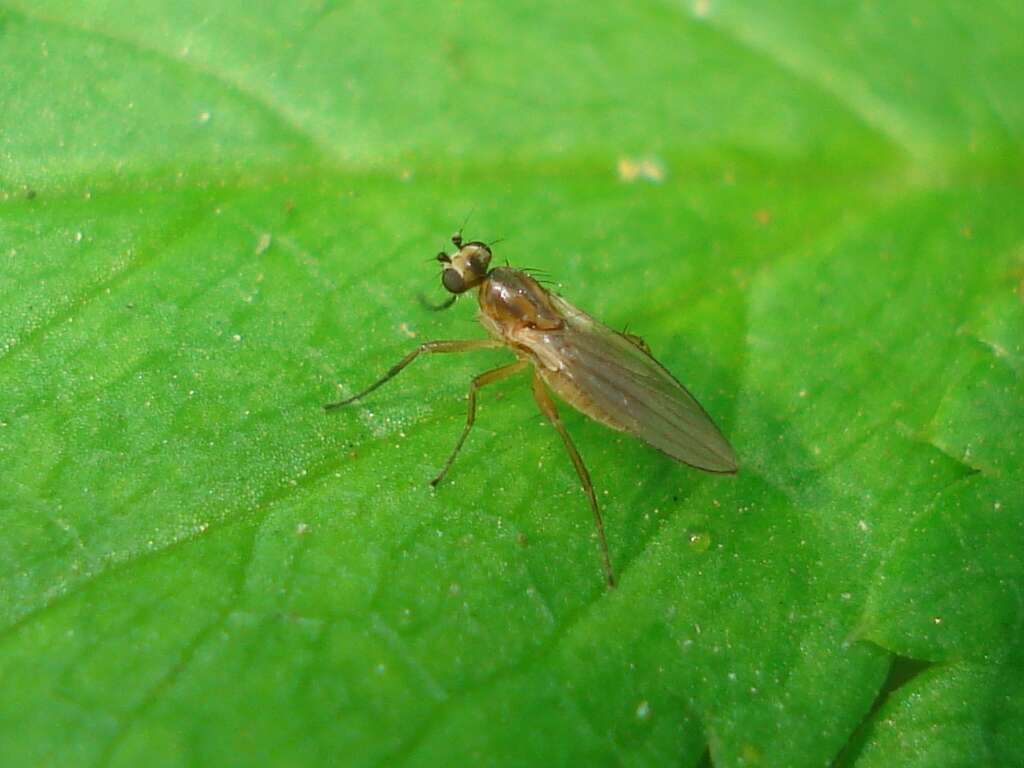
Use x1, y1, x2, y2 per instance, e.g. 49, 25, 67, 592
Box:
436, 233, 492, 294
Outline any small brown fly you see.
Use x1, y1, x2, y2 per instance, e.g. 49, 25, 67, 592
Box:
326, 233, 737, 588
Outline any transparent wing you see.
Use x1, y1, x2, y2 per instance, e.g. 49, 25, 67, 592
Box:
544, 295, 738, 473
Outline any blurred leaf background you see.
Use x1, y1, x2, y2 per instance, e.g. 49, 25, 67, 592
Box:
1, 2, 1022, 766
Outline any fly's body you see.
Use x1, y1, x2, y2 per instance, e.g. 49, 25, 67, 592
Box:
326, 233, 737, 588
478, 267, 737, 473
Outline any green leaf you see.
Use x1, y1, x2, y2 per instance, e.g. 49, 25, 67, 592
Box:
1, 2, 1021, 766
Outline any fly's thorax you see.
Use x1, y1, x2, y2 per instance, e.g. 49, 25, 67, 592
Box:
478, 267, 564, 332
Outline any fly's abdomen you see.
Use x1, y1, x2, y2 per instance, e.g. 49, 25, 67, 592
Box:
537, 365, 634, 435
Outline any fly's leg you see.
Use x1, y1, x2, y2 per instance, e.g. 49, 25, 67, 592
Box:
530, 370, 616, 589
619, 330, 652, 356
430, 360, 529, 487
324, 339, 504, 409
419, 294, 457, 312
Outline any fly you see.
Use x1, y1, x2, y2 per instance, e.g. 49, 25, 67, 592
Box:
325, 232, 738, 588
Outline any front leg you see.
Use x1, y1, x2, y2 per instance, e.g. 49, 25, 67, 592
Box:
324, 339, 504, 409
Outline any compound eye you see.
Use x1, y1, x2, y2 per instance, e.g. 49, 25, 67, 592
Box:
436, 252, 451, 263
442, 268, 466, 293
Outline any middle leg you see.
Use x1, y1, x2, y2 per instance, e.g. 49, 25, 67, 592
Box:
430, 359, 529, 487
